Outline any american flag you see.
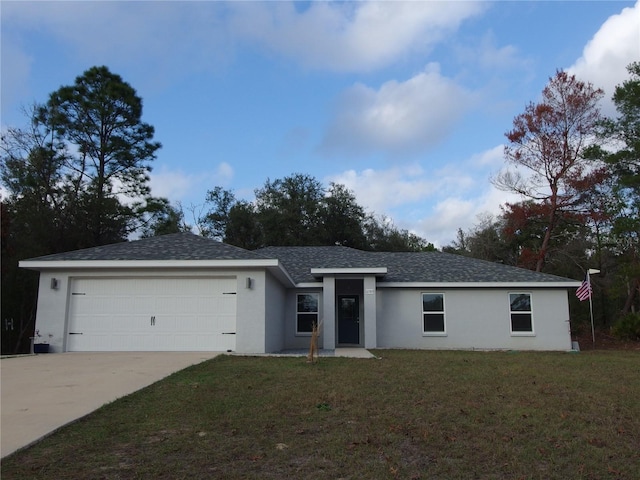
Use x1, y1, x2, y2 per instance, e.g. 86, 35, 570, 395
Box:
576, 275, 592, 301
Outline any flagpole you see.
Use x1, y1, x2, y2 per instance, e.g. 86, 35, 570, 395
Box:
587, 271, 595, 348
586, 269, 600, 348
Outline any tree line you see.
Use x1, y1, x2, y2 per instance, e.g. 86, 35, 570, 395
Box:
443, 65, 640, 340
2, 64, 638, 353
147, 178, 435, 253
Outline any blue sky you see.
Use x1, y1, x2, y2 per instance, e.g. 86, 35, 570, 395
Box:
2, 1, 639, 247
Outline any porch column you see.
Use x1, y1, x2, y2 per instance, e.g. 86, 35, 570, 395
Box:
363, 276, 377, 349
322, 275, 336, 349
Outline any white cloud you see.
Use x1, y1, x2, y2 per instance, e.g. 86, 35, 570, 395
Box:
214, 162, 234, 184
327, 164, 437, 214
424, 197, 476, 235
568, 0, 640, 115
2, 0, 484, 87
415, 184, 522, 248
457, 31, 529, 73
325, 146, 519, 247
3, 2, 164, 57
149, 163, 234, 204
229, 1, 485, 72
0, 1, 232, 92
149, 168, 195, 203
322, 141, 534, 248
469, 145, 505, 168
321, 63, 474, 157
476, 37, 521, 71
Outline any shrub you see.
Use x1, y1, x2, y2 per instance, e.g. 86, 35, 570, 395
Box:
612, 313, 640, 341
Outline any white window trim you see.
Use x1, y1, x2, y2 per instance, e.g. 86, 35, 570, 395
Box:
422, 292, 447, 336
296, 293, 319, 336
508, 292, 535, 336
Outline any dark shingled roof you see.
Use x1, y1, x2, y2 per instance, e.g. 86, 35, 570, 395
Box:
256, 246, 378, 282
256, 246, 577, 284
27, 233, 270, 261
25, 234, 578, 285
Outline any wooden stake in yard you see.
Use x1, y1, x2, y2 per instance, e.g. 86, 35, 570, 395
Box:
307, 320, 322, 363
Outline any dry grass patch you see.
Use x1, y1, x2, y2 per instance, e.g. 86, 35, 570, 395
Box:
2, 350, 639, 479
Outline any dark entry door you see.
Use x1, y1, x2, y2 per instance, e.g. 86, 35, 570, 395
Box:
338, 295, 360, 344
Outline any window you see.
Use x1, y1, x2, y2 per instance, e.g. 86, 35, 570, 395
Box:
422, 293, 445, 334
297, 293, 319, 334
509, 293, 534, 334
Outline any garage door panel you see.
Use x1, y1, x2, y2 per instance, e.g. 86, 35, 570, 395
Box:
216, 314, 236, 332
69, 333, 151, 351
71, 314, 149, 332
68, 277, 237, 352
115, 334, 155, 351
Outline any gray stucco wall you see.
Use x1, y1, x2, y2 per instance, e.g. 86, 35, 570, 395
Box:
32, 268, 271, 353
32, 270, 68, 353
32, 267, 574, 354
234, 269, 267, 354
376, 287, 572, 351
263, 270, 286, 353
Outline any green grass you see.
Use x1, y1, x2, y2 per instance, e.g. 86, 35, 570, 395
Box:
2, 350, 639, 479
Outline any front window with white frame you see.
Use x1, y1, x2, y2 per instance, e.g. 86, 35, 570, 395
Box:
422, 293, 446, 334
296, 293, 319, 334
509, 293, 534, 334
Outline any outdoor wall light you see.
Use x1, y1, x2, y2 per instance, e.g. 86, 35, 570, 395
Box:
246, 277, 254, 289
50, 278, 59, 290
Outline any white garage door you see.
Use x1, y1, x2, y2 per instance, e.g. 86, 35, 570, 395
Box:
67, 277, 237, 352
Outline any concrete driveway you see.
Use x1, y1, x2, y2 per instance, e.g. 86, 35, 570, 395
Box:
0, 352, 219, 458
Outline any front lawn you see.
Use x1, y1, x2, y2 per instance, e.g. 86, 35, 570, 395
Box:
2, 350, 639, 479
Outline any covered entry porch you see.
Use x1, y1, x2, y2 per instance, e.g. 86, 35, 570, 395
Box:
312, 267, 386, 350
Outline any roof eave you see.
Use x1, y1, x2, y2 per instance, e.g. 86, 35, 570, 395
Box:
291, 280, 581, 288
19, 259, 281, 270
19, 258, 298, 288
266, 264, 297, 287
378, 281, 582, 288
310, 267, 388, 277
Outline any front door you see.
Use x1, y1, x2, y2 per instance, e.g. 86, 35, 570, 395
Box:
338, 295, 360, 344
